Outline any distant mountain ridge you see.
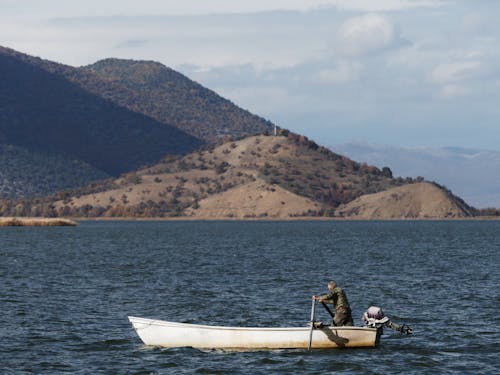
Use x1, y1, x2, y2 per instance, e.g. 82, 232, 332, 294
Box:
333, 142, 500, 208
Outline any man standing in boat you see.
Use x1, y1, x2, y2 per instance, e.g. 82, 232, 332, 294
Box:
313, 280, 354, 326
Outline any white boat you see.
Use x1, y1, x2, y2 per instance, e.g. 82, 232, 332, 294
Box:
128, 316, 380, 350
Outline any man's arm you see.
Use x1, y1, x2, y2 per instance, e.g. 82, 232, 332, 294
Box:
313, 293, 333, 303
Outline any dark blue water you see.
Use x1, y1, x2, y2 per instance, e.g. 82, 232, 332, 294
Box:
1, 221, 499, 374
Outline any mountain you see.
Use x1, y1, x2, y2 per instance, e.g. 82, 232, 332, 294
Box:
0, 46, 202, 176
333, 142, 500, 208
0, 46, 273, 199
1, 133, 473, 219
0, 46, 478, 217
85, 59, 274, 142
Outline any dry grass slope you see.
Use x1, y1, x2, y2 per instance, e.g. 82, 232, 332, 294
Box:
336, 183, 473, 219
47, 134, 417, 218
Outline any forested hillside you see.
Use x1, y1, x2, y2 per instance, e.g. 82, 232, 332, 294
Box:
0, 47, 202, 176
0, 46, 273, 145
85, 59, 273, 142
0, 144, 109, 199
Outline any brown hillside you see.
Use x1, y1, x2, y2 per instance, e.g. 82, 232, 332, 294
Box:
185, 180, 320, 219
336, 182, 474, 219
46, 133, 417, 218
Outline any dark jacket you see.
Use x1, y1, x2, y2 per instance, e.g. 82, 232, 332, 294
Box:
319, 287, 350, 310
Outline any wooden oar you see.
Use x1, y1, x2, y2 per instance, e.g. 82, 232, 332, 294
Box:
321, 302, 335, 318
308, 298, 316, 351
321, 301, 337, 326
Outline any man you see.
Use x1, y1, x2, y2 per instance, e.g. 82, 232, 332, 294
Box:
313, 280, 354, 326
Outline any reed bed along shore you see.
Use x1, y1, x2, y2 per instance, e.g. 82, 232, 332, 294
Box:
0, 217, 77, 227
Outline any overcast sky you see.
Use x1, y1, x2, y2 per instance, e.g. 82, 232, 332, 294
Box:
1, 0, 499, 150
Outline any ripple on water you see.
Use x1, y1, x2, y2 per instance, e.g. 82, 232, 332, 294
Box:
0, 220, 498, 374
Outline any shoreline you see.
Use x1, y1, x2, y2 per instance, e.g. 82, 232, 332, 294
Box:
2, 216, 499, 225
71, 215, 500, 222
0, 217, 78, 227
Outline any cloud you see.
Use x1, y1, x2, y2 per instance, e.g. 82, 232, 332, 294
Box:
220, 86, 315, 115
439, 84, 468, 98
0, 0, 442, 17
336, 14, 405, 56
30, 12, 332, 69
116, 39, 149, 49
327, 0, 443, 12
0, 1, 430, 69
313, 61, 362, 84
428, 60, 483, 98
429, 61, 482, 84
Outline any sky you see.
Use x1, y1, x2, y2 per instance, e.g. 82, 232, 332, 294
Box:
1, 0, 500, 151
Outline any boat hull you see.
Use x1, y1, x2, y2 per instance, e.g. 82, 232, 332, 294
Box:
128, 316, 379, 350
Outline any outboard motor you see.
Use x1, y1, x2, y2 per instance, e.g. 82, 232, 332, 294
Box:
362, 306, 389, 328
362, 306, 413, 335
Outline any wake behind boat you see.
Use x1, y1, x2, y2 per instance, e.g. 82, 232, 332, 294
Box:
128, 316, 380, 350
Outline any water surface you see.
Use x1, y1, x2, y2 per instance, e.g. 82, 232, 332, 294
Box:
1, 220, 498, 374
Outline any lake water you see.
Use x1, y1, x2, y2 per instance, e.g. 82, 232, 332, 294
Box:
1, 220, 498, 374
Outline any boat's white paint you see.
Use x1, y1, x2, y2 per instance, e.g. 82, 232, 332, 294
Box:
128, 316, 379, 350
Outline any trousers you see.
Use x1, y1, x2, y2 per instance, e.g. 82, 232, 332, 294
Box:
333, 307, 354, 326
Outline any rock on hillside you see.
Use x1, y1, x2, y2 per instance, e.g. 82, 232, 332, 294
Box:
336, 182, 474, 219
